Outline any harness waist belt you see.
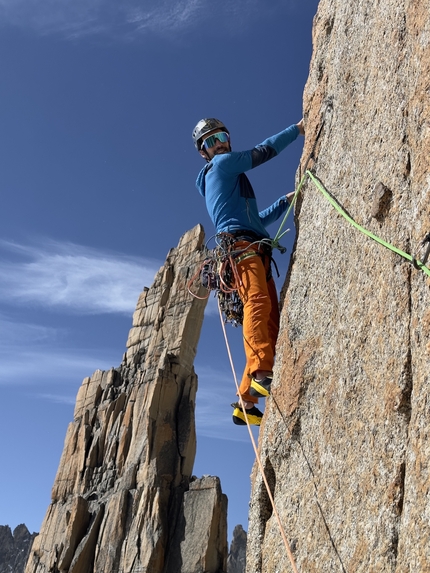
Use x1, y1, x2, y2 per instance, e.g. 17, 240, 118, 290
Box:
229, 230, 266, 242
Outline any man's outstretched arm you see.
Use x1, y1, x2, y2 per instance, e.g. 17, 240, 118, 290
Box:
215, 120, 305, 176
251, 122, 303, 168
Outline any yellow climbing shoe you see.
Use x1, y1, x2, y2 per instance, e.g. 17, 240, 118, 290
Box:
249, 376, 272, 398
232, 403, 263, 426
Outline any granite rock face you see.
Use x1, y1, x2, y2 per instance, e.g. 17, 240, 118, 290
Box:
25, 225, 228, 573
166, 475, 228, 573
0, 525, 37, 573
248, 1, 430, 572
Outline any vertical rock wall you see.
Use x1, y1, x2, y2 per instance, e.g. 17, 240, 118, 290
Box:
248, 1, 430, 572
25, 225, 228, 573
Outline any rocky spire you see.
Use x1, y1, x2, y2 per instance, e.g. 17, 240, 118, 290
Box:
247, 1, 430, 571
25, 225, 228, 573
227, 524, 247, 573
0, 525, 37, 573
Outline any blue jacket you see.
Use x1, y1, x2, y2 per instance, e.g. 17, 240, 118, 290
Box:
196, 124, 300, 238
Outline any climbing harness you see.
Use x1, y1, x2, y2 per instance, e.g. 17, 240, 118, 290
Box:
188, 232, 279, 326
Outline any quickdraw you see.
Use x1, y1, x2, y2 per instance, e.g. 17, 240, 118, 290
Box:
412, 232, 430, 270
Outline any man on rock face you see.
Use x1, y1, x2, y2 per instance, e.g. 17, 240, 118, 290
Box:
193, 117, 305, 425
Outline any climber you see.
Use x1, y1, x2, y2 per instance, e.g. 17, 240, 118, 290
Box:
193, 117, 305, 425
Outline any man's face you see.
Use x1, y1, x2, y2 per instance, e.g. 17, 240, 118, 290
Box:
199, 128, 231, 160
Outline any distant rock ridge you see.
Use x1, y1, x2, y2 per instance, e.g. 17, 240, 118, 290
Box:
24, 225, 229, 573
227, 525, 247, 573
247, 1, 430, 571
0, 524, 37, 573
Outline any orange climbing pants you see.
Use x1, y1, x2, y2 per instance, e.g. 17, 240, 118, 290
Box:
233, 240, 280, 404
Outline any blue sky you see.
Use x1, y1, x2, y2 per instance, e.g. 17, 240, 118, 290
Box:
0, 0, 319, 542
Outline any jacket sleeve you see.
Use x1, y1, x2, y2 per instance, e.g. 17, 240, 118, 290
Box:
214, 124, 300, 176
251, 124, 300, 168
259, 195, 290, 228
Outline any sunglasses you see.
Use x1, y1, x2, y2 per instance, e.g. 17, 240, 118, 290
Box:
201, 131, 230, 150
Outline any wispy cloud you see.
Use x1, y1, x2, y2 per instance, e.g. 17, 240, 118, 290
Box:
33, 393, 77, 405
126, 0, 203, 34
0, 322, 116, 386
0, 313, 62, 345
0, 239, 160, 315
0, 0, 293, 39
0, 347, 113, 388
0, 0, 196, 37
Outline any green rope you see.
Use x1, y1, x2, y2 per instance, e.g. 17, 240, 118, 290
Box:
272, 169, 430, 278
271, 172, 308, 249
306, 170, 430, 278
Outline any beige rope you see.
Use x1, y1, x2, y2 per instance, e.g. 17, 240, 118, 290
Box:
218, 302, 299, 573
